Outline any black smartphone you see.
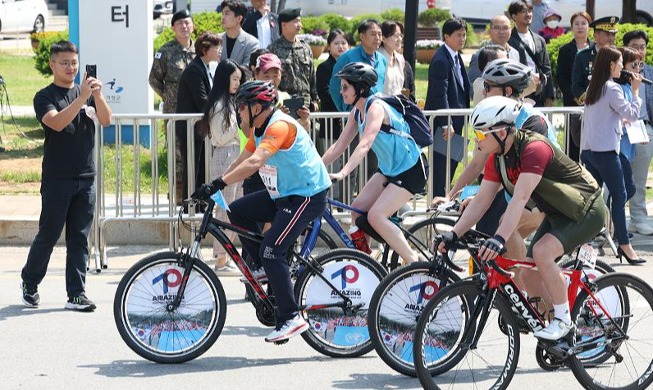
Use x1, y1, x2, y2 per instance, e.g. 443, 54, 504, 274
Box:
282, 96, 304, 119
86, 64, 97, 79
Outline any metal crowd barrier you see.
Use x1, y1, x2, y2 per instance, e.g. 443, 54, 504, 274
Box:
91, 107, 584, 270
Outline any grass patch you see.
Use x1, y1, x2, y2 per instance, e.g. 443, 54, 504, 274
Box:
0, 54, 50, 106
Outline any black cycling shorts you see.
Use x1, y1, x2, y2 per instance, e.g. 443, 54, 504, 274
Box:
381, 153, 428, 195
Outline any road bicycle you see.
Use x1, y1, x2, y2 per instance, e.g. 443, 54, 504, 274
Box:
113, 194, 387, 363
412, 228, 653, 390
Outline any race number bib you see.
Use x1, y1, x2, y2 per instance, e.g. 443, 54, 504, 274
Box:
259, 164, 280, 197
577, 244, 597, 269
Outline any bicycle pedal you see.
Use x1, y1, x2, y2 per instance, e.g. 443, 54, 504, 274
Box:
273, 339, 289, 346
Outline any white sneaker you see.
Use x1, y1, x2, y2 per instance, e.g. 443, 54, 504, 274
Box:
534, 318, 574, 341
265, 314, 310, 343
628, 222, 653, 236
215, 260, 240, 276
239, 267, 268, 283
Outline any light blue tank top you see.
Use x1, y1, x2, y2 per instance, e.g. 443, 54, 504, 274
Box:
356, 96, 421, 176
515, 103, 560, 148
254, 110, 331, 199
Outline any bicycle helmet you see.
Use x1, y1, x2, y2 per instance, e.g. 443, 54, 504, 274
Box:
470, 96, 521, 130
482, 59, 532, 95
235, 80, 278, 108
335, 62, 378, 88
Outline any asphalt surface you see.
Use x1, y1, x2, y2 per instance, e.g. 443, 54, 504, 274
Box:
1, 239, 653, 389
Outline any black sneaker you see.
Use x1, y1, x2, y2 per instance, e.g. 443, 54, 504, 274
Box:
21, 281, 40, 308
65, 294, 96, 312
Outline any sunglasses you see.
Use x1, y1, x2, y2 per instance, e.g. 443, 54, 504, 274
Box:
474, 126, 510, 141
629, 62, 645, 70
237, 103, 248, 111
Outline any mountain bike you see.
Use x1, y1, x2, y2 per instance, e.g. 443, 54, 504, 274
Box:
113, 195, 387, 363
412, 228, 653, 390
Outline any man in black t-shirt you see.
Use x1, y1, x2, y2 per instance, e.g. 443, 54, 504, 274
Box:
20, 41, 111, 312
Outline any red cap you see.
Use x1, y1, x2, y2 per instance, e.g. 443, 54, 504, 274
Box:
256, 53, 282, 72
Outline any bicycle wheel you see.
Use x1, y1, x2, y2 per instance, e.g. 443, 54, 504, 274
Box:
390, 217, 473, 273
368, 261, 460, 376
413, 280, 520, 390
568, 273, 653, 390
114, 251, 227, 363
294, 248, 387, 358
535, 258, 617, 371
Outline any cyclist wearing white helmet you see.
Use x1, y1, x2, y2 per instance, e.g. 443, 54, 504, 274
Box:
438, 96, 606, 341
434, 59, 558, 261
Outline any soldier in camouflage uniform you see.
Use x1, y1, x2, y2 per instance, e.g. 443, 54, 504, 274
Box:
148, 9, 196, 205
268, 8, 318, 113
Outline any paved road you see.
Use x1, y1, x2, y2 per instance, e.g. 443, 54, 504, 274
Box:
1, 241, 653, 389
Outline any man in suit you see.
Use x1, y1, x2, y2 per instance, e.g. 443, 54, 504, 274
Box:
219, 0, 260, 78
624, 29, 653, 235
507, 0, 554, 107
176, 32, 222, 202
424, 17, 470, 197
241, 0, 279, 49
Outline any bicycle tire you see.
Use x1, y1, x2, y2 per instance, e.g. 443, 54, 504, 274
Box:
294, 248, 387, 358
114, 251, 227, 363
368, 261, 460, 376
390, 217, 472, 273
413, 280, 520, 390
567, 273, 653, 390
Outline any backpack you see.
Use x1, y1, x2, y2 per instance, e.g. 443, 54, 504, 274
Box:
367, 94, 433, 148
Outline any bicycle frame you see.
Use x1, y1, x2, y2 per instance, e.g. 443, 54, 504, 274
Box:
170, 199, 362, 315
301, 198, 434, 269
458, 231, 626, 356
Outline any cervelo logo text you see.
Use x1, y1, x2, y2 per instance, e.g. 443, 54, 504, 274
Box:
504, 284, 543, 331
331, 265, 360, 289
152, 269, 182, 294
409, 280, 439, 305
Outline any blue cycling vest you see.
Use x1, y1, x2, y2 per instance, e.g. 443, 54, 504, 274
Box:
356, 95, 421, 177
515, 103, 559, 148
254, 110, 331, 199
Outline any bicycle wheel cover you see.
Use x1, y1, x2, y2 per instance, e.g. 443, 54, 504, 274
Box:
114, 253, 226, 363
568, 273, 653, 390
369, 262, 457, 376
295, 248, 386, 357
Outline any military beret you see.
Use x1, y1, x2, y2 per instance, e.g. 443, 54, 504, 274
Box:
278, 8, 301, 23
589, 16, 619, 33
171, 9, 192, 26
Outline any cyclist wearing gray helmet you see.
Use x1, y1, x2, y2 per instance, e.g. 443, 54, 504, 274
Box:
322, 62, 427, 265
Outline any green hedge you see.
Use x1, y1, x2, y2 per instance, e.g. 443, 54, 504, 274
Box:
154, 11, 224, 52
418, 8, 451, 27
31, 30, 70, 77
547, 23, 653, 82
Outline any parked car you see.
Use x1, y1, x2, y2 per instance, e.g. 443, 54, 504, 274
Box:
0, 0, 48, 34
153, 0, 173, 19
452, 0, 653, 28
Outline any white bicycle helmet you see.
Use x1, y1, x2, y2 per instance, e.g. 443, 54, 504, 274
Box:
470, 96, 521, 130
482, 59, 533, 94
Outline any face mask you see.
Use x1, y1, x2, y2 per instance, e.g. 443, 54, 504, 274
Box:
546, 20, 559, 29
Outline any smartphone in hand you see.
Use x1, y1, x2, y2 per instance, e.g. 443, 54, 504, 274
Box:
86, 64, 97, 79
282, 96, 304, 119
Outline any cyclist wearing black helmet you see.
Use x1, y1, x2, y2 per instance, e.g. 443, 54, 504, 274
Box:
322, 62, 427, 265
195, 80, 331, 343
